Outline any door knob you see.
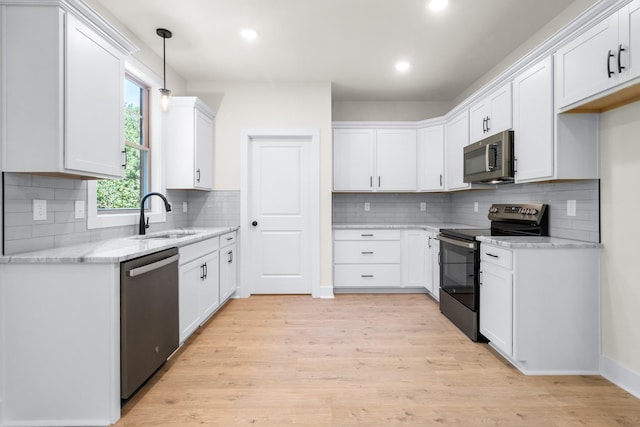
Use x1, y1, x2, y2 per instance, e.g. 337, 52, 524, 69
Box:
252, 221, 258, 227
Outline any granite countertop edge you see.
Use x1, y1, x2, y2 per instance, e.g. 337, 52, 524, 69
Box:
333, 223, 479, 232
0, 226, 240, 264
476, 235, 601, 249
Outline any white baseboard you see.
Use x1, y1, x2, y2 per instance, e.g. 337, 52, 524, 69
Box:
601, 355, 640, 399
318, 284, 334, 299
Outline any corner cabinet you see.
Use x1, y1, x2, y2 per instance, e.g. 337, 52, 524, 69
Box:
417, 125, 445, 191
444, 110, 470, 191
333, 128, 417, 191
1, 2, 135, 179
555, 0, 640, 109
165, 97, 215, 190
479, 241, 600, 374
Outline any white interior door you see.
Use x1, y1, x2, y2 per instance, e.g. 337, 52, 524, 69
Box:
247, 135, 313, 294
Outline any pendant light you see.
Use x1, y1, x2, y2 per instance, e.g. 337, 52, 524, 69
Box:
156, 28, 172, 112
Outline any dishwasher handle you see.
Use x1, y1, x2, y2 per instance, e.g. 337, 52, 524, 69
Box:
128, 254, 180, 277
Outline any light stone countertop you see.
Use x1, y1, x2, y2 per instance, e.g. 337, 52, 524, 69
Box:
477, 235, 601, 249
0, 227, 239, 264
333, 223, 481, 232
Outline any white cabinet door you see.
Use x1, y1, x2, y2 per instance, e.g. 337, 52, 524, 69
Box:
555, 15, 619, 108
402, 230, 426, 287
194, 109, 214, 189
333, 129, 375, 191
65, 14, 124, 177
445, 110, 470, 191
376, 129, 417, 191
179, 258, 205, 343
199, 251, 220, 320
480, 262, 513, 357
417, 126, 444, 191
469, 83, 512, 143
513, 56, 554, 183
620, 0, 640, 82
165, 97, 215, 190
219, 243, 237, 303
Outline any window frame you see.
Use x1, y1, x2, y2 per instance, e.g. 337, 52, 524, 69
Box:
87, 57, 167, 230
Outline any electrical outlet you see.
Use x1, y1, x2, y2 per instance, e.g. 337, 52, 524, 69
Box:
420, 202, 426, 212
33, 200, 47, 221
364, 202, 370, 212
183, 202, 188, 213
74, 201, 85, 219
474, 202, 479, 212
567, 200, 577, 217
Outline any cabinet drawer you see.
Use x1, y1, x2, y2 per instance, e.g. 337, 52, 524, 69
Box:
334, 264, 401, 287
334, 229, 401, 241
481, 245, 512, 269
179, 237, 219, 265
220, 231, 237, 248
334, 241, 401, 264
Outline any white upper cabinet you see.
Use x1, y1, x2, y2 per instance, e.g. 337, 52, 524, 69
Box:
555, 0, 640, 109
444, 110, 470, 191
376, 129, 417, 191
333, 128, 416, 192
333, 129, 376, 191
165, 97, 216, 190
512, 56, 555, 183
417, 125, 444, 191
469, 82, 512, 143
1, 2, 134, 179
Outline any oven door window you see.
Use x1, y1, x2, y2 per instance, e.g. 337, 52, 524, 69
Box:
440, 241, 478, 311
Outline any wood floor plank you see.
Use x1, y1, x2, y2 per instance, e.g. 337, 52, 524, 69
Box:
115, 294, 640, 426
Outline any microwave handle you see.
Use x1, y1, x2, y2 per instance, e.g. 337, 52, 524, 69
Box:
486, 143, 497, 171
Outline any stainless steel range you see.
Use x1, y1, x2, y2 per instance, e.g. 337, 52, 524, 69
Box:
438, 203, 548, 341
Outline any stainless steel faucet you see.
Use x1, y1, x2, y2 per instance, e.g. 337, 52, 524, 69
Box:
139, 192, 172, 235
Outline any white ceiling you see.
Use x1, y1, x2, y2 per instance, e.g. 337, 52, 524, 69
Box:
95, 0, 578, 102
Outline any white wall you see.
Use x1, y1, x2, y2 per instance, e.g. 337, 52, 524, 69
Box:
600, 102, 640, 375
187, 81, 333, 289
332, 101, 451, 121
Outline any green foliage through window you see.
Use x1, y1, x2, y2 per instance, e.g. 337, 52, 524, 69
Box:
96, 77, 149, 210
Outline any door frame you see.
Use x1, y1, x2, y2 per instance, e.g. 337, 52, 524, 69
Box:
240, 129, 321, 298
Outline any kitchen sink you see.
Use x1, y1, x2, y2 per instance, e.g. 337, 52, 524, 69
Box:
132, 230, 199, 240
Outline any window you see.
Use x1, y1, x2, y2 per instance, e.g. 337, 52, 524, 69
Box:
87, 58, 166, 230
96, 75, 150, 211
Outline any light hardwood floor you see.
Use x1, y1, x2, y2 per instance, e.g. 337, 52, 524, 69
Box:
116, 294, 640, 426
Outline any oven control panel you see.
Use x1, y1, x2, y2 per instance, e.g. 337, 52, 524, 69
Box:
488, 203, 547, 223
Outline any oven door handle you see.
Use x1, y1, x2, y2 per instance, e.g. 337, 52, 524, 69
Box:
436, 235, 476, 249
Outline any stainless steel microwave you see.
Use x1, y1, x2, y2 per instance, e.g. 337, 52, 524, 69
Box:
463, 130, 514, 184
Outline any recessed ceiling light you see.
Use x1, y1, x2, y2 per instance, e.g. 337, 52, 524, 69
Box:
395, 61, 411, 72
428, 0, 448, 11
240, 28, 259, 41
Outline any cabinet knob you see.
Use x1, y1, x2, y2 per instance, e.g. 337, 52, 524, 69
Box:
252, 221, 258, 227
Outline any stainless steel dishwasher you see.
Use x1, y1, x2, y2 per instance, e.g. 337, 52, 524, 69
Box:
120, 247, 180, 399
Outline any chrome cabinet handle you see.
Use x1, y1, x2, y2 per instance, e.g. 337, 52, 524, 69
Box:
361, 251, 374, 255
486, 253, 499, 258
428, 236, 432, 248
361, 274, 374, 278
361, 234, 374, 237
439, 174, 443, 187
122, 150, 127, 168
228, 250, 233, 264
196, 168, 201, 182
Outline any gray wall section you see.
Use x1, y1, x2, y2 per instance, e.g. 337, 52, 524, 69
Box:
3, 173, 599, 254
333, 179, 600, 242
2, 173, 239, 255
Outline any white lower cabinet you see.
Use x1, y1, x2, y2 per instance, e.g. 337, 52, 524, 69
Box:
179, 237, 220, 344
479, 253, 513, 357
219, 231, 238, 303
479, 242, 600, 374
334, 229, 432, 290
425, 231, 440, 300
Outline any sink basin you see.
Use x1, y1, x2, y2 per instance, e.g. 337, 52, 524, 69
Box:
133, 231, 199, 240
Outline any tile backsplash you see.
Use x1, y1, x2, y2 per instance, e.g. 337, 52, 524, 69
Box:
2, 173, 240, 255
333, 179, 600, 242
